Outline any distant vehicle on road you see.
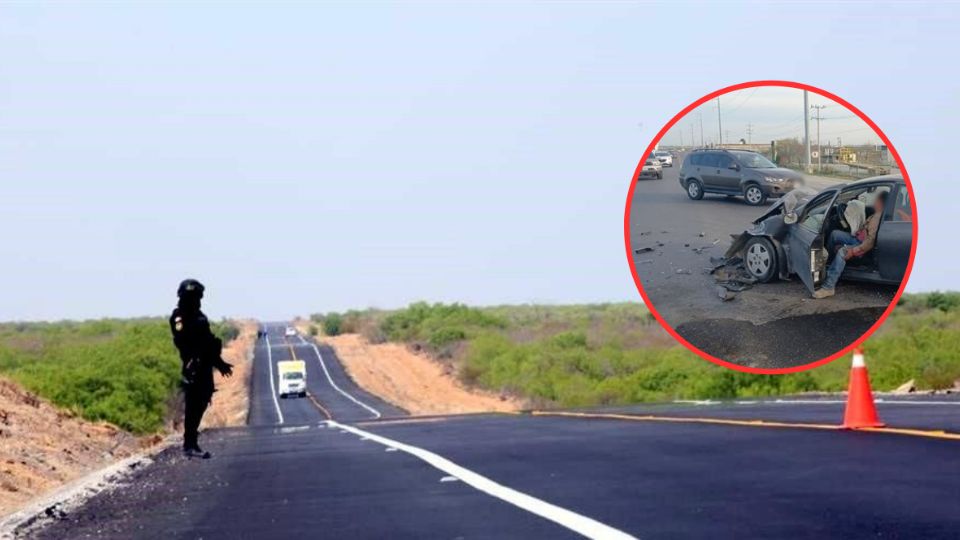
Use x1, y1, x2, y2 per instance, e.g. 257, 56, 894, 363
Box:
277, 360, 307, 398
726, 175, 911, 294
284, 327, 297, 337
639, 152, 663, 180
654, 150, 673, 167
679, 149, 803, 206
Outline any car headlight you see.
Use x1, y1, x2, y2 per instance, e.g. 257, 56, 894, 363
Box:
764, 176, 785, 183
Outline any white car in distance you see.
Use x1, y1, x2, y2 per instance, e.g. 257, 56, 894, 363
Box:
654, 150, 673, 167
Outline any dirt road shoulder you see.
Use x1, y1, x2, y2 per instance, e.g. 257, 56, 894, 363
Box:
318, 333, 523, 415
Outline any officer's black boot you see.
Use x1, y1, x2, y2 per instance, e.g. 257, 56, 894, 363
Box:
183, 444, 211, 459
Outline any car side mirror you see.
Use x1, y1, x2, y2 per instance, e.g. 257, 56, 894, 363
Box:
729, 163, 740, 171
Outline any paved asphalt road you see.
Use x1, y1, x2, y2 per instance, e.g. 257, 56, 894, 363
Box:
628, 153, 896, 368
27, 325, 960, 539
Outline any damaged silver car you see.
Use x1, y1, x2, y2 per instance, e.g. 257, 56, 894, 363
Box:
725, 175, 912, 294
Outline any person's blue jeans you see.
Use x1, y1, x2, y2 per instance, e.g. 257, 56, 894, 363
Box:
823, 230, 861, 290
827, 229, 860, 255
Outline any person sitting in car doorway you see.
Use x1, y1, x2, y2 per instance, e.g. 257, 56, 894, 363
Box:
813, 190, 888, 299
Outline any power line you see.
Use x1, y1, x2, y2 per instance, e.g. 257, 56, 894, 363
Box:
725, 88, 758, 115
811, 104, 827, 172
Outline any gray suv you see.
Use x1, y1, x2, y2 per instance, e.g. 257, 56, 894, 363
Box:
679, 149, 803, 206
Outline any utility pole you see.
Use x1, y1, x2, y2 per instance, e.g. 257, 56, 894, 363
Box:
690, 124, 695, 149
699, 112, 704, 147
746, 123, 754, 144
679, 130, 684, 148
811, 104, 827, 172
803, 91, 811, 172
716, 97, 723, 146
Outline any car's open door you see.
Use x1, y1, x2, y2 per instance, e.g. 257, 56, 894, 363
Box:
876, 183, 913, 282
786, 192, 836, 293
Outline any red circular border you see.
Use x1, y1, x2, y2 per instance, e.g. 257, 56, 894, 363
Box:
623, 80, 919, 374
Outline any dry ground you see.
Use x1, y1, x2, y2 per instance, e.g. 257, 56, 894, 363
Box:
201, 320, 257, 429
317, 332, 525, 415
0, 378, 143, 516
1, 320, 257, 518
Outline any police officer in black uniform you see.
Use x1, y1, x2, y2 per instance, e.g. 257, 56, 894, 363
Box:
169, 279, 233, 458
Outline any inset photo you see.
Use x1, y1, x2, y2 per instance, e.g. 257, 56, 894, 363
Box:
625, 81, 917, 372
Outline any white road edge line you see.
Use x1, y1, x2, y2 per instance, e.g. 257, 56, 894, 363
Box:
265, 332, 284, 425
675, 399, 960, 407
728, 399, 960, 406
327, 420, 636, 540
306, 340, 381, 419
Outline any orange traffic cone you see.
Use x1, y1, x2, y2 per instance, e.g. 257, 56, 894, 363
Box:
842, 347, 884, 429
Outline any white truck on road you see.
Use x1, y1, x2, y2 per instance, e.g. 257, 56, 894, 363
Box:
277, 360, 306, 398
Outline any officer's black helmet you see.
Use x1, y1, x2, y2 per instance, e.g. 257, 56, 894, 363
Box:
177, 279, 205, 298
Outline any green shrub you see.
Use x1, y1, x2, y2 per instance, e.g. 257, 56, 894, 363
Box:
0, 319, 181, 434
927, 291, 960, 313
323, 313, 343, 336
429, 327, 467, 348
303, 295, 960, 407
380, 302, 506, 345
211, 320, 240, 344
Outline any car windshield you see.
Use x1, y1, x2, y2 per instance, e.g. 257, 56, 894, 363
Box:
655, 151, 669, 156
730, 151, 776, 169
283, 372, 303, 380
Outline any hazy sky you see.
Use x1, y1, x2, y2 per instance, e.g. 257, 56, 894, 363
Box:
1, 2, 955, 321
664, 87, 878, 148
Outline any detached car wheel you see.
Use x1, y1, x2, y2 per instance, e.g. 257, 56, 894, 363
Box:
686, 179, 704, 200
743, 184, 767, 206
744, 236, 777, 283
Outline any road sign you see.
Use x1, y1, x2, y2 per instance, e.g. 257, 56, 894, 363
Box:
811, 151, 819, 159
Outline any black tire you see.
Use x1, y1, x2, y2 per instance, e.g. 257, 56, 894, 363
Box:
686, 179, 704, 200
299, 392, 306, 398
743, 236, 778, 283
657, 171, 663, 179
280, 394, 287, 399
743, 184, 767, 206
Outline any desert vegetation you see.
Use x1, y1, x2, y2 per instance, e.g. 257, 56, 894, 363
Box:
0, 318, 240, 434
313, 294, 960, 408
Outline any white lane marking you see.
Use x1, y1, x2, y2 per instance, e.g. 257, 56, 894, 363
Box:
728, 399, 960, 406
306, 341, 381, 419
327, 420, 637, 540
278, 426, 311, 434
873, 399, 960, 405
265, 337, 284, 425
440, 476, 459, 483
